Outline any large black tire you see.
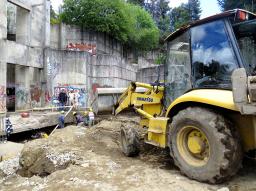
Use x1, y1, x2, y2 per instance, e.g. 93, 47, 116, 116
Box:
120, 125, 140, 157
169, 107, 243, 184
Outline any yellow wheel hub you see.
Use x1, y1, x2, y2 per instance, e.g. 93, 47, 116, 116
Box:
187, 130, 206, 154
177, 126, 210, 167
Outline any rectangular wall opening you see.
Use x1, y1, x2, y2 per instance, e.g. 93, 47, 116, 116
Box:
7, 63, 16, 112
7, 2, 17, 41
7, 1, 30, 44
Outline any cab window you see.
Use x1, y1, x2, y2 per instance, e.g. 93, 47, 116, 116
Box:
191, 20, 238, 89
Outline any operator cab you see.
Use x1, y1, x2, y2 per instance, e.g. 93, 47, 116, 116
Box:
164, 9, 256, 107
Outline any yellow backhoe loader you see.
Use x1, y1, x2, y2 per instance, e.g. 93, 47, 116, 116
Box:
112, 9, 256, 183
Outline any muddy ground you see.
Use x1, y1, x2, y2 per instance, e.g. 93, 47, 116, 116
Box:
0, 115, 256, 191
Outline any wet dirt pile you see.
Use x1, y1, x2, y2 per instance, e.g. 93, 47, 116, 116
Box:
0, 115, 255, 191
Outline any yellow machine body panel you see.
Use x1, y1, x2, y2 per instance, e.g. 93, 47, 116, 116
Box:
115, 83, 256, 150
166, 89, 239, 117
229, 114, 256, 152
147, 117, 168, 148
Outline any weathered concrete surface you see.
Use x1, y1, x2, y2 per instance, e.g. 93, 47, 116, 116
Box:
0, 142, 24, 161
44, 49, 89, 108
51, 24, 122, 57
89, 54, 138, 89
136, 65, 164, 84
0, 41, 7, 113
16, 6, 29, 45
27, 0, 50, 47
0, 0, 7, 40
15, 65, 42, 109
1, 0, 160, 112
0, 111, 74, 136
8, 0, 32, 11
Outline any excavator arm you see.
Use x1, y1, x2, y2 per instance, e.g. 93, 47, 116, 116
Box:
114, 82, 164, 117
114, 82, 169, 148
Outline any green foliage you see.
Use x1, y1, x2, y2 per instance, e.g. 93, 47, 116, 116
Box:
171, 4, 190, 30
127, 0, 144, 6
60, 0, 159, 50
144, 0, 171, 38
155, 53, 167, 65
127, 4, 160, 49
50, 5, 60, 24
188, 0, 202, 21
218, 0, 256, 12
170, 0, 201, 31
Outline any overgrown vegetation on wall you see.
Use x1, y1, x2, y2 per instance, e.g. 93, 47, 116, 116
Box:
60, 0, 159, 50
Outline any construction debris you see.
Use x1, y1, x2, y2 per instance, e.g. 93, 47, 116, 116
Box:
0, 116, 255, 191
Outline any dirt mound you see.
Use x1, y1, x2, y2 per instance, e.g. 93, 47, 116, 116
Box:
17, 116, 134, 178
0, 115, 223, 191
17, 125, 84, 177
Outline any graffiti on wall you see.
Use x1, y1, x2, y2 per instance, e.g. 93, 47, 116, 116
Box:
30, 86, 41, 103
66, 43, 96, 55
30, 85, 41, 107
45, 91, 51, 104
92, 83, 112, 93
53, 85, 87, 107
0, 86, 6, 112
47, 57, 61, 79
16, 87, 30, 107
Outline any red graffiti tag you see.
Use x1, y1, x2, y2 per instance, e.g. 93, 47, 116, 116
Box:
66, 43, 96, 55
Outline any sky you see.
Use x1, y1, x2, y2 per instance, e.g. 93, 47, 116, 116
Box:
52, 0, 221, 19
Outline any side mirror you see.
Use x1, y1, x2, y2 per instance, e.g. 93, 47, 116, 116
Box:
231, 68, 248, 105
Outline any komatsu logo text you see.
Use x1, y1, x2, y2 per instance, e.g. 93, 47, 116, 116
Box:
137, 97, 153, 102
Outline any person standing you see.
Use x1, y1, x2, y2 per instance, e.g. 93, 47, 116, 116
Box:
58, 110, 65, 129
5, 116, 13, 142
88, 108, 95, 127
58, 89, 68, 110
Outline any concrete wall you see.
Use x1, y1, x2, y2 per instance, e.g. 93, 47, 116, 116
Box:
15, 66, 42, 110
44, 49, 90, 108
7, 2, 16, 36
0, 0, 49, 113
27, 0, 50, 47
0, 0, 161, 113
89, 54, 137, 89
44, 48, 138, 107
136, 65, 164, 84
50, 24, 122, 56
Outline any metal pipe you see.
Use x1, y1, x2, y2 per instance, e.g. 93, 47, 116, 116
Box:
135, 108, 153, 119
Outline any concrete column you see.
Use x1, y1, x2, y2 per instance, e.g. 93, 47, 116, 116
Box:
0, 0, 7, 40
44, 0, 50, 47
15, 65, 31, 110
0, 41, 7, 113
16, 7, 29, 45
0, 62, 7, 113
59, 23, 66, 50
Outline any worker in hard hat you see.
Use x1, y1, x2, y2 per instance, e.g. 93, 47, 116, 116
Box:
58, 110, 65, 129
73, 111, 84, 126
83, 110, 89, 126
88, 108, 95, 127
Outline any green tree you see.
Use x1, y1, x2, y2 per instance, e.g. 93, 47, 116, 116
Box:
170, 0, 201, 31
218, 0, 255, 12
171, 4, 190, 30
127, 4, 160, 49
144, 0, 171, 38
188, 0, 202, 21
50, 5, 60, 24
60, 0, 159, 50
127, 0, 144, 6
